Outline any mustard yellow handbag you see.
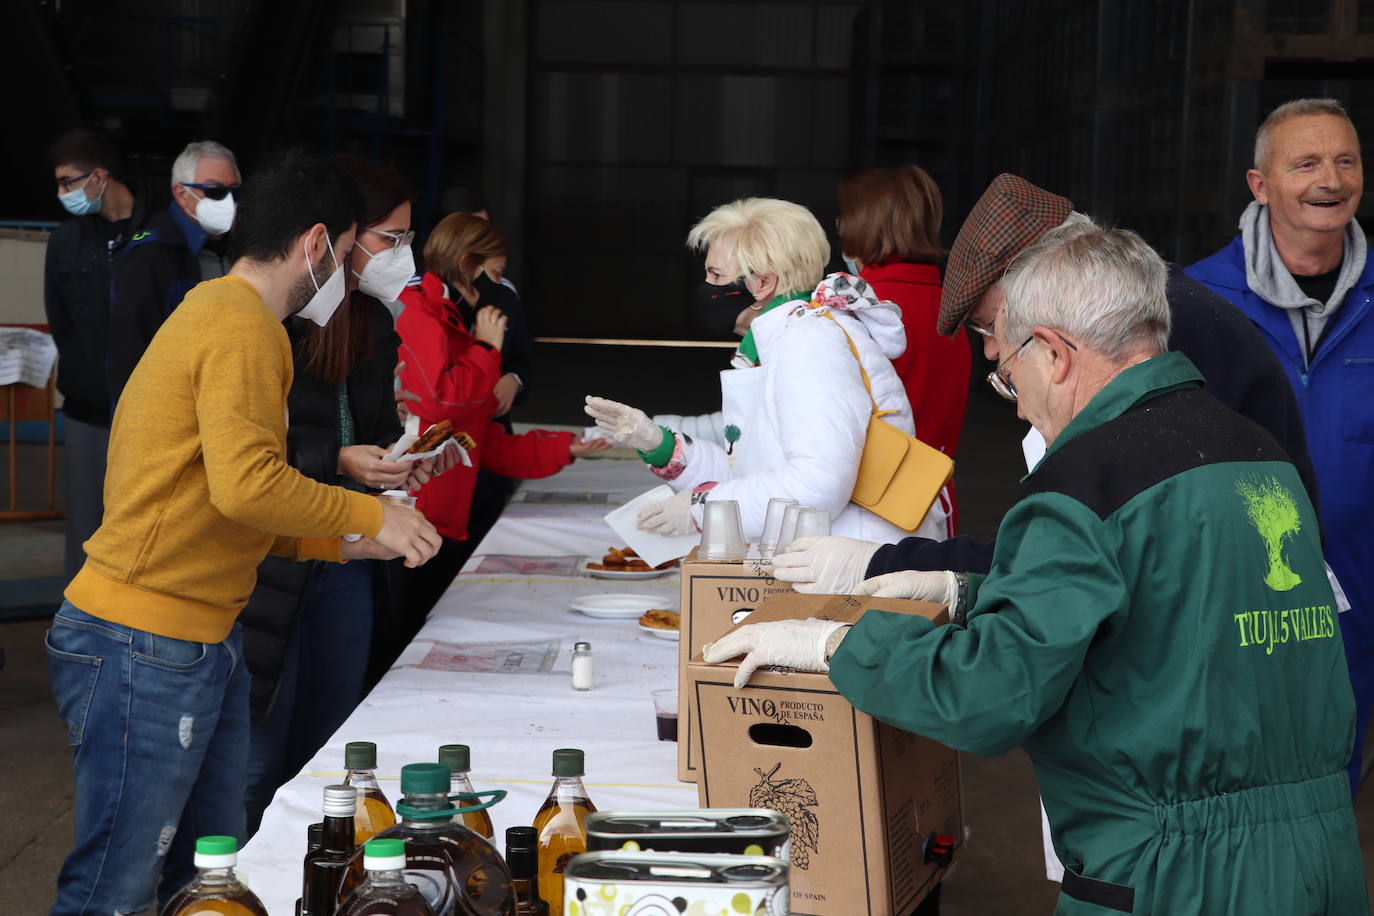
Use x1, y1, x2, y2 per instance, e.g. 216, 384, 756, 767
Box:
825, 312, 954, 532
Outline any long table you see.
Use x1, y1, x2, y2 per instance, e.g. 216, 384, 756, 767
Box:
239, 456, 697, 912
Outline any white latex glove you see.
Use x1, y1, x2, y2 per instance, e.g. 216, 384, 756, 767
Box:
771, 536, 882, 594
853, 569, 959, 606
584, 395, 663, 451
635, 490, 698, 536
703, 619, 849, 689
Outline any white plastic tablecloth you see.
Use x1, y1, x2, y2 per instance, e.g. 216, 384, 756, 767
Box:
239, 457, 696, 913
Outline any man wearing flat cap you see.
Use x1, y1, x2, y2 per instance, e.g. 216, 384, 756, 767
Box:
706, 215, 1367, 913
769, 173, 1320, 600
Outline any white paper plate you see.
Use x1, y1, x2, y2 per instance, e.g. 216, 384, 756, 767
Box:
639, 623, 679, 640
585, 564, 676, 580
570, 594, 676, 619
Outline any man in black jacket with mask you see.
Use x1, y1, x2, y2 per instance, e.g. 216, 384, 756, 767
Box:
44, 129, 146, 581
106, 139, 239, 405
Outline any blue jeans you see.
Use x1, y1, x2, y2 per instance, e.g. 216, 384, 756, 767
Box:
244, 560, 374, 835
45, 601, 250, 914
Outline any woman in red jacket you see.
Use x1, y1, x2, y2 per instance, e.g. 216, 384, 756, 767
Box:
837, 165, 968, 533
396, 213, 607, 617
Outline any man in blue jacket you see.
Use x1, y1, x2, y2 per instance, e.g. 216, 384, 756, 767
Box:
1185, 97, 1371, 792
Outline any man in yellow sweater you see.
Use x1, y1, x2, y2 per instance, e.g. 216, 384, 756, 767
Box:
45, 151, 441, 914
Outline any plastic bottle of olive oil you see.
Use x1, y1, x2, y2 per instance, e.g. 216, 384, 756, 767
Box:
336, 838, 437, 915
343, 741, 397, 846
365, 763, 515, 916
531, 749, 596, 915
439, 744, 494, 841
160, 836, 268, 916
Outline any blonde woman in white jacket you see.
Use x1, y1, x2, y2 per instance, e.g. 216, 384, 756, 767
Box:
586, 197, 950, 545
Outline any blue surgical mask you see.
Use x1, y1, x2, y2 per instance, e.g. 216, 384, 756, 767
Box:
842, 255, 861, 276
57, 174, 104, 217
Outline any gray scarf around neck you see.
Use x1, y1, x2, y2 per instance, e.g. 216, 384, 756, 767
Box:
1240, 200, 1365, 365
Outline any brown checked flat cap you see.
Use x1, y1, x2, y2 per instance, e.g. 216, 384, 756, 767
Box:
937, 174, 1073, 336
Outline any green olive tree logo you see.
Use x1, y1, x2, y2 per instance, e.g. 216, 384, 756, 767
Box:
1236, 476, 1303, 592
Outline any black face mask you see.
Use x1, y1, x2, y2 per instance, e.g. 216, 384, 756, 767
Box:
695, 277, 754, 338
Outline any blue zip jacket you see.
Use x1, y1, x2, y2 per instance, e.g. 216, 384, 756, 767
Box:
1186, 235, 1374, 697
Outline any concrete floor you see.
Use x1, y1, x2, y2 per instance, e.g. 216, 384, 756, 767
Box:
3, 342, 1373, 913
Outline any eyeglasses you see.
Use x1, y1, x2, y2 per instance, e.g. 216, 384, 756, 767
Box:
964, 315, 996, 339
56, 170, 94, 191
987, 332, 1078, 402
182, 182, 239, 201
366, 227, 415, 250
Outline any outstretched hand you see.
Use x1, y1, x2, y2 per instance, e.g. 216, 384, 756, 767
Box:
584, 395, 663, 451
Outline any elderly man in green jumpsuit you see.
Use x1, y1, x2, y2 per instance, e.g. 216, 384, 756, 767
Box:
705, 218, 1367, 914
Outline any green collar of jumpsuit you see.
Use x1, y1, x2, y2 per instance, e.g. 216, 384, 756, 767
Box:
735, 289, 812, 367
1022, 351, 1204, 482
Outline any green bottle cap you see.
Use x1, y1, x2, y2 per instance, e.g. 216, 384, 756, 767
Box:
438, 744, 470, 772
400, 762, 452, 794
344, 741, 377, 769
195, 836, 237, 856
552, 748, 585, 777
365, 838, 406, 858
363, 837, 408, 872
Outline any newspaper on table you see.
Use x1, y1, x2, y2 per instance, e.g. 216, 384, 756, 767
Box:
0, 328, 57, 388
468, 555, 585, 576
416, 639, 565, 674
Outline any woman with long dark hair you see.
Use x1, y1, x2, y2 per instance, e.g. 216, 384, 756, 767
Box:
240, 155, 441, 834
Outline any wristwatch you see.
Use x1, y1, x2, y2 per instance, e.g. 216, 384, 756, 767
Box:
952, 573, 969, 626
823, 624, 852, 664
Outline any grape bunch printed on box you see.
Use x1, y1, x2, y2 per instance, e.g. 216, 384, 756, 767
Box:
750, 763, 818, 869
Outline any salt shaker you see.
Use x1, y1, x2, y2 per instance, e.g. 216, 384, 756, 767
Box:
571, 641, 594, 691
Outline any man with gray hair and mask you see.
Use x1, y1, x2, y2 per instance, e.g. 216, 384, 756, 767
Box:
707, 218, 1367, 913
107, 139, 241, 404
1188, 98, 1374, 793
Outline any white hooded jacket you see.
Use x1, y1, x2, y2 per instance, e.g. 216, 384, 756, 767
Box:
665, 274, 950, 545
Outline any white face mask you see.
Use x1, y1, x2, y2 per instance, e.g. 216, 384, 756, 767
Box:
193, 191, 236, 236
354, 242, 415, 302
296, 234, 347, 327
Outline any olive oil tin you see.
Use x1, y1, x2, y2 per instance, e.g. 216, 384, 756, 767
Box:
563, 851, 788, 916
585, 809, 789, 860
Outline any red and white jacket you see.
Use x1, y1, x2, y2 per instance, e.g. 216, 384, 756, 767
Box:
396, 271, 572, 541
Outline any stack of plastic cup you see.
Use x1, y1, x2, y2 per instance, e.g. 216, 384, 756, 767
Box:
698, 500, 747, 561
776, 503, 815, 554
793, 507, 831, 542
757, 498, 798, 558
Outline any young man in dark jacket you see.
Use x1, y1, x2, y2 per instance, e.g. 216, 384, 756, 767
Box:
44, 129, 145, 580
106, 140, 239, 404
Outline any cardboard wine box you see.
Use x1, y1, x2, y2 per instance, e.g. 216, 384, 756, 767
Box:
686, 592, 963, 916
677, 547, 795, 783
